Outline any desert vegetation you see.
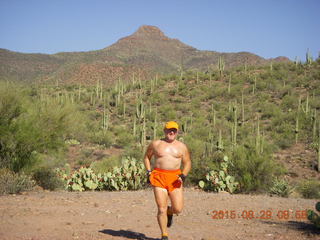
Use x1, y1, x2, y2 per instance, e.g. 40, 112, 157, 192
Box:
1, 55, 320, 198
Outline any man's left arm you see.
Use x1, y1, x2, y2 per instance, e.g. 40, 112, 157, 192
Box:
180, 145, 191, 180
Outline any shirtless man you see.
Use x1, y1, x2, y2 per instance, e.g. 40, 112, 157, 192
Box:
144, 121, 191, 240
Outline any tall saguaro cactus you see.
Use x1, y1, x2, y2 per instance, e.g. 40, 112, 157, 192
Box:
232, 103, 237, 148
306, 48, 313, 66
318, 120, 320, 172
241, 91, 245, 125
133, 115, 137, 138
217, 129, 224, 151
140, 117, 146, 151
312, 110, 317, 142
102, 103, 109, 131
228, 74, 232, 94
135, 97, 145, 121
295, 116, 299, 144
153, 111, 158, 140
218, 56, 225, 79
253, 76, 257, 94
256, 116, 262, 154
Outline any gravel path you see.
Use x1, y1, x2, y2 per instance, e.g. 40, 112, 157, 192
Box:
0, 188, 319, 240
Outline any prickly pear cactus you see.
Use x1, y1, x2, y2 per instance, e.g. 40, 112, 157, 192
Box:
103, 157, 147, 191
307, 202, 320, 229
65, 167, 99, 192
199, 155, 239, 193
56, 157, 147, 192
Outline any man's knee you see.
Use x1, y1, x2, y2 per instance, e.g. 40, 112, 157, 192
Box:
157, 207, 167, 216
172, 206, 183, 215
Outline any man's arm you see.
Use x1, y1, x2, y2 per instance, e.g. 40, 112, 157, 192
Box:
143, 141, 154, 172
181, 144, 191, 176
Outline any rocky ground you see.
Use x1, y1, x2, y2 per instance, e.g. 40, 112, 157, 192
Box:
0, 188, 319, 240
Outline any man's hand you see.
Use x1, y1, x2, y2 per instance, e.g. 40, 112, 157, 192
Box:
147, 170, 152, 184
178, 174, 186, 182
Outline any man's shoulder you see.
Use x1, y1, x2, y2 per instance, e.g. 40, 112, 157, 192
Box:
150, 139, 162, 146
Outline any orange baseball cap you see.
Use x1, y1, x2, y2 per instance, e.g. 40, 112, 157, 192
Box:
164, 121, 179, 130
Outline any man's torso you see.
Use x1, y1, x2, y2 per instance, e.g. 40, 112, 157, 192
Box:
152, 139, 185, 170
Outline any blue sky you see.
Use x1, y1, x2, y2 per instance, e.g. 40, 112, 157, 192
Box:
0, 0, 319, 61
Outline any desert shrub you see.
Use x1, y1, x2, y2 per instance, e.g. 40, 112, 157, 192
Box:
114, 127, 135, 147
0, 86, 25, 170
184, 135, 205, 163
0, 84, 82, 172
0, 168, 35, 195
231, 141, 283, 192
297, 180, 320, 199
91, 131, 114, 147
269, 178, 292, 197
158, 104, 177, 120
123, 145, 144, 161
33, 167, 64, 190
90, 155, 121, 173
271, 116, 295, 149
260, 102, 281, 119
280, 95, 298, 110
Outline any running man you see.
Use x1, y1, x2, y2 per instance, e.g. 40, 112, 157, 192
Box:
144, 121, 191, 240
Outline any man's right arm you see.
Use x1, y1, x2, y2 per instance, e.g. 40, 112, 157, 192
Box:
143, 141, 154, 172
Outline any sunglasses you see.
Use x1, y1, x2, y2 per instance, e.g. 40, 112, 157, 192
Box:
166, 128, 178, 133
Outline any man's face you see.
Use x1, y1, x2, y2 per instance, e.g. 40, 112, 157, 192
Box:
164, 128, 178, 141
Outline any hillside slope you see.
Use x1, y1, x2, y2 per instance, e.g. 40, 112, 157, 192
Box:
0, 25, 289, 85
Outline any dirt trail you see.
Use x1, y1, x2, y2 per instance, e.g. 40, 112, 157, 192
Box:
0, 188, 319, 240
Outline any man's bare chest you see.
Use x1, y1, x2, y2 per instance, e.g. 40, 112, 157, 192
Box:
154, 143, 183, 158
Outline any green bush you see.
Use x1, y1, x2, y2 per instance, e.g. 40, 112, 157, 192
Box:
269, 178, 292, 197
60, 157, 147, 191
307, 202, 320, 229
115, 127, 135, 147
297, 180, 320, 199
90, 155, 121, 173
231, 141, 283, 192
0, 168, 35, 195
199, 155, 239, 193
0, 85, 82, 172
91, 131, 114, 147
33, 167, 64, 190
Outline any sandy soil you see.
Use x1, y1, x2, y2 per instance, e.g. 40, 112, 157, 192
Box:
0, 188, 319, 240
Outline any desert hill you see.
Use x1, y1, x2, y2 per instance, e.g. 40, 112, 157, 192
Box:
0, 25, 290, 85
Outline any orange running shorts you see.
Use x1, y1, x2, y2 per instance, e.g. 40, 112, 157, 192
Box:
149, 168, 182, 193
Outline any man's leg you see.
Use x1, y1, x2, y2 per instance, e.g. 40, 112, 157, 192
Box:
168, 186, 184, 214
153, 186, 169, 236
166, 186, 183, 228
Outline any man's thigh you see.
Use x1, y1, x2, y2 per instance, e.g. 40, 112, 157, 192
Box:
153, 186, 169, 208
168, 186, 184, 212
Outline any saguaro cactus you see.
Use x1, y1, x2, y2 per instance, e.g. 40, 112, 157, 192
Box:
153, 111, 158, 140
241, 91, 245, 125
102, 103, 109, 131
253, 76, 257, 94
228, 74, 232, 94
256, 117, 261, 154
306, 48, 313, 66
218, 56, 225, 78
217, 129, 224, 151
133, 115, 137, 138
135, 97, 145, 121
312, 110, 317, 142
318, 120, 320, 172
295, 116, 299, 144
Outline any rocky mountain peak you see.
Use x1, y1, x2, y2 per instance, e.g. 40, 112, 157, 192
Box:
132, 25, 167, 39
